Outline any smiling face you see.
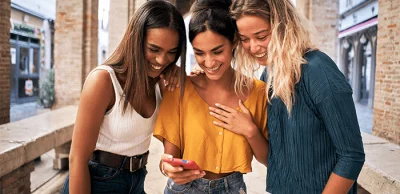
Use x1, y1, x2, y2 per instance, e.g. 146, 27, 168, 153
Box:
145, 28, 179, 78
192, 30, 234, 81
236, 15, 271, 66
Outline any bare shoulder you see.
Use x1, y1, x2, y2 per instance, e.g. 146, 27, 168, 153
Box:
81, 69, 114, 107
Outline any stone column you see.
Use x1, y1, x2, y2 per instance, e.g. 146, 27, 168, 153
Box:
373, 0, 400, 145
351, 36, 362, 102
296, 0, 339, 63
0, 0, 10, 124
367, 27, 377, 109
108, 0, 134, 57
53, 0, 98, 108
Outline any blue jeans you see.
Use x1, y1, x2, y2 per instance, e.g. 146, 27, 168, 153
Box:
164, 172, 247, 194
62, 160, 147, 194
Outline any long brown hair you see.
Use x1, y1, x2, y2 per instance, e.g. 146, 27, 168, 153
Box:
103, 0, 187, 113
231, 0, 315, 114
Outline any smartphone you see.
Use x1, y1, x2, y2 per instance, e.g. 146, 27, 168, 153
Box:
163, 158, 201, 170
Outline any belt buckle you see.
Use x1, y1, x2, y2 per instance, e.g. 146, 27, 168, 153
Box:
129, 156, 142, 172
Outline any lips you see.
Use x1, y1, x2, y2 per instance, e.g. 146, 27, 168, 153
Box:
151, 64, 163, 70
204, 64, 222, 73
254, 52, 267, 58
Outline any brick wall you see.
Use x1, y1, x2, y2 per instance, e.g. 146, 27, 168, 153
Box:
296, 0, 338, 63
0, 0, 10, 124
0, 161, 34, 194
53, 0, 98, 108
373, 0, 400, 145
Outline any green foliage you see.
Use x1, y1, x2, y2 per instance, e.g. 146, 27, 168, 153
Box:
39, 69, 55, 108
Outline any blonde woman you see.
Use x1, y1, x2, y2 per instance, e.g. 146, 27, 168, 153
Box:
210, 0, 366, 193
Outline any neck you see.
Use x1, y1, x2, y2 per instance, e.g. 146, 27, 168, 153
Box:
204, 67, 235, 91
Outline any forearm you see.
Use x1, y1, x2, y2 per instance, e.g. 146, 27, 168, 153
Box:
69, 159, 91, 194
322, 172, 355, 194
246, 127, 268, 166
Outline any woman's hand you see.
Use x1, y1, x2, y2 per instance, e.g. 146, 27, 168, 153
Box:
210, 100, 269, 166
160, 154, 205, 185
160, 65, 180, 91
209, 100, 258, 139
189, 64, 204, 76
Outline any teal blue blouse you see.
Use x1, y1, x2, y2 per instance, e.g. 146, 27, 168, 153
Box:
261, 50, 365, 194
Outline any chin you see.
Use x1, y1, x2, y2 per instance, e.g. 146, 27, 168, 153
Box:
205, 73, 222, 81
148, 72, 160, 78
256, 59, 268, 66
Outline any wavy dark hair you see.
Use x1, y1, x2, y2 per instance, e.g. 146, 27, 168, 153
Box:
103, 0, 186, 113
189, 0, 253, 96
189, 0, 235, 43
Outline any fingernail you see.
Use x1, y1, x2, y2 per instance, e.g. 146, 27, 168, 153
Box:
194, 171, 200, 175
209, 112, 213, 115
167, 155, 173, 158
178, 167, 183, 171
215, 103, 220, 107
213, 121, 218, 124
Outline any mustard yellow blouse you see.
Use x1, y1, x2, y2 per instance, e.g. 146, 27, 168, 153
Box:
154, 77, 268, 174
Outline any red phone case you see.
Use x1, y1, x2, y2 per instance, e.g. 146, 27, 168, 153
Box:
164, 158, 201, 170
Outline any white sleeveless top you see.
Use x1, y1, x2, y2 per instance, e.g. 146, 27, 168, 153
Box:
87, 65, 161, 156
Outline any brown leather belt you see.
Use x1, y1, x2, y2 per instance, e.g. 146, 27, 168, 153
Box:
91, 150, 149, 172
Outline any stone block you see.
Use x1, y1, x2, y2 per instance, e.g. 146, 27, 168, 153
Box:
53, 142, 71, 170
0, 161, 34, 194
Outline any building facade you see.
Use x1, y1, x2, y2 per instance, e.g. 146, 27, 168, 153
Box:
338, 0, 378, 108
9, 0, 55, 104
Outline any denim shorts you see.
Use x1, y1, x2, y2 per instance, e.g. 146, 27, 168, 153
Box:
164, 172, 247, 194
62, 160, 147, 194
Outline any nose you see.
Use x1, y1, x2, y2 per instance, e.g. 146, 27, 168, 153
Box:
156, 54, 168, 66
204, 55, 213, 67
249, 39, 260, 54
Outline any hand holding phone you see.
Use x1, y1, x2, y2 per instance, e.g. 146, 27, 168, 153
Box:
163, 158, 201, 170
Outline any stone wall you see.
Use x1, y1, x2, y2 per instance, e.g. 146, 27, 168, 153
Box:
373, 0, 400, 145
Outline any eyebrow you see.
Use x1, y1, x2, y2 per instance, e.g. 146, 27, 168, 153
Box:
193, 44, 224, 52
147, 43, 178, 51
239, 29, 270, 37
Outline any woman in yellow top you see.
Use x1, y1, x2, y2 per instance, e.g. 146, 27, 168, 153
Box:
153, 0, 268, 193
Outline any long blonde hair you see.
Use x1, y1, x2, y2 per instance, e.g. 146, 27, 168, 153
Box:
231, 0, 315, 114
